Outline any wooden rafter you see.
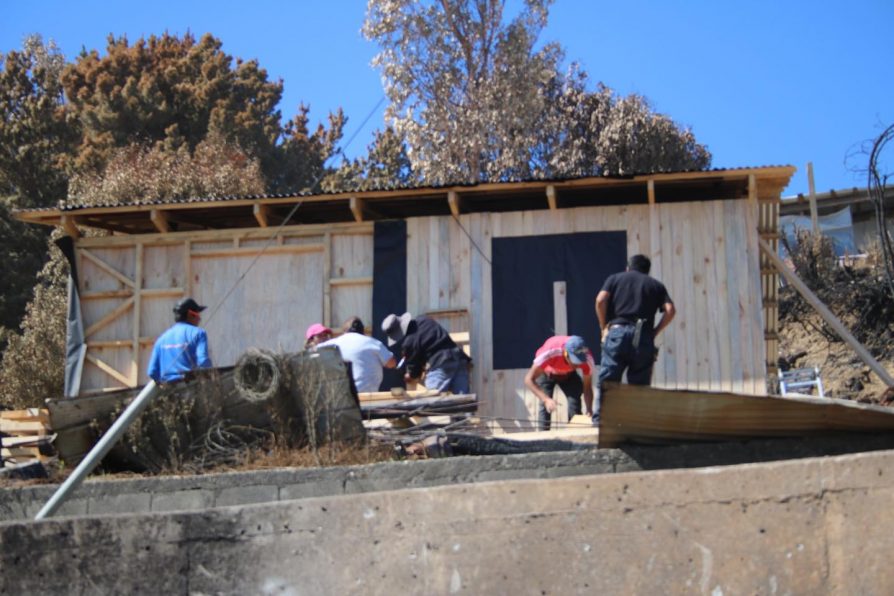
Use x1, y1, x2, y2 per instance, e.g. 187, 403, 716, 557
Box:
350, 196, 365, 222
448, 191, 462, 217
546, 185, 558, 210
647, 180, 656, 205
150, 209, 170, 233
254, 203, 271, 228
60, 215, 81, 238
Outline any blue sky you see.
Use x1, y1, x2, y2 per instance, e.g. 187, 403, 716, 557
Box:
3, 0, 892, 195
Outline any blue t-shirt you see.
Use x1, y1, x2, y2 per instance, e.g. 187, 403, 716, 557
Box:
147, 322, 212, 382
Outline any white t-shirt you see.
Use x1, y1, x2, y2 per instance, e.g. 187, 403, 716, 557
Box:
318, 333, 395, 392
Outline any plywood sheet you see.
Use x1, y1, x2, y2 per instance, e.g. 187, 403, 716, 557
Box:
598, 383, 894, 448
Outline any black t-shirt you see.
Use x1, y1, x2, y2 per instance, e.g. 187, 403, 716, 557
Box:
601, 270, 673, 330
401, 316, 468, 378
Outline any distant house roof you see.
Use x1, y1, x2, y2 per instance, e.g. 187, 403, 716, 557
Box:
15, 166, 795, 235
781, 184, 894, 218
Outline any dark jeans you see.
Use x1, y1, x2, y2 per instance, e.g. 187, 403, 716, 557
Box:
536, 372, 583, 431
594, 324, 656, 423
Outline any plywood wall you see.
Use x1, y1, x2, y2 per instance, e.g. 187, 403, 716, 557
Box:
406, 200, 767, 430
74, 223, 373, 394
73, 199, 769, 430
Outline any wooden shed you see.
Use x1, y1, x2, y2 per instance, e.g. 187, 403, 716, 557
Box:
17, 166, 795, 429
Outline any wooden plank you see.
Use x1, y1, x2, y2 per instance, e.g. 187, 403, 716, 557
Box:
2, 434, 54, 448
598, 382, 894, 448
85, 296, 134, 339
758, 238, 894, 387
132, 243, 143, 385
657, 204, 677, 388
81, 290, 133, 300
80, 248, 135, 288
0, 419, 48, 434
647, 179, 656, 205
488, 426, 598, 444
329, 276, 372, 287
724, 201, 745, 393
711, 202, 732, 392
0, 408, 49, 422
85, 353, 132, 386
553, 281, 567, 336
189, 244, 323, 259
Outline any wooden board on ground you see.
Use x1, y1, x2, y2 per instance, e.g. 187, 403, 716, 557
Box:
488, 426, 599, 445
599, 383, 894, 448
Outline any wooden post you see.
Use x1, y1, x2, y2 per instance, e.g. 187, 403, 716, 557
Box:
758, 238, 894, 387
807, 162, 819, 234
553, 281, 567, 335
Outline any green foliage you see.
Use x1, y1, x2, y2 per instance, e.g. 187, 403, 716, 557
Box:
270, 104, 346, 193
364, 0, 711, 184
0, 35, 76, 208
0, 198, 50, 342
323, 127, 417, 192
0, 233, 67, 408
62, 33, 282, 176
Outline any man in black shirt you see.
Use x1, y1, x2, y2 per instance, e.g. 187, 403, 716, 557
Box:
381, 312, 471, 393
594, 254, 675, 419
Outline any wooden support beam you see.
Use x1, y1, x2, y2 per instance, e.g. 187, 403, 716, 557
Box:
647, 180, 656, 206
253, 203, 270, 228
60, 215, 81, 239
85, 297, 134, 339
748, 174, 758, 207
80, 249, 135, 288
448, 191, 462, 217
807, 161, 819, 234
758, 238, 894, 387
84, 354, 132, 387
329, 276, 373, 287
546, 185, 559, 210
149, 209, 170, 233
350, 196, 365, 222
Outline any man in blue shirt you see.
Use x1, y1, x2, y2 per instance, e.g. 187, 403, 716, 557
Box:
148, 298, 213, 383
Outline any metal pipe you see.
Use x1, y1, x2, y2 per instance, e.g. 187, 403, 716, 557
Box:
34, 380, 162, 520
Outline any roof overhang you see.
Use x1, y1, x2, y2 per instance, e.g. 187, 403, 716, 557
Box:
15, 166, 796, 236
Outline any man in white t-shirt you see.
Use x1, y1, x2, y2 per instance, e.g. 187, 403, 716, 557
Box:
317, 317, 397, 393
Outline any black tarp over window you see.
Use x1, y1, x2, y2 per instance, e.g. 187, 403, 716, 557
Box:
372, 220, 407, 390
491, 231, 627, 369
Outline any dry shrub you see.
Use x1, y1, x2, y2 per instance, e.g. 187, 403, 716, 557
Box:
0, 235, 67, 408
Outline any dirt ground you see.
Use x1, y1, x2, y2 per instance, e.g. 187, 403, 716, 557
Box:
777, 285, 894, 404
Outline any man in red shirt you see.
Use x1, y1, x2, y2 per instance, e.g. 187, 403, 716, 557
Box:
524, 335, 595, 431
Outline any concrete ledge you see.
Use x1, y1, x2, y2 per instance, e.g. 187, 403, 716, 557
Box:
4, 432, 894, 523
3, 448, 894, 594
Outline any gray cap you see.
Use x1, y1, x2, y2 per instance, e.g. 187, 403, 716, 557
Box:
381, 312, 413, 346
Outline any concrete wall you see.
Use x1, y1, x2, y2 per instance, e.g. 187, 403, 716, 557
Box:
2, 447, 894, 594
5, 433, 894, 523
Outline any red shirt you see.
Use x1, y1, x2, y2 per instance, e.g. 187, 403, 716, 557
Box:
533, 335, 594, 377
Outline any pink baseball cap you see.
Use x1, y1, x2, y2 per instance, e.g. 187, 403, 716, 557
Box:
305, 323, 332, 340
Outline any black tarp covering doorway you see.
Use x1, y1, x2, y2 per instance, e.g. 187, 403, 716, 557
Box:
372, 220, 407, 390
491, 231, 627, 369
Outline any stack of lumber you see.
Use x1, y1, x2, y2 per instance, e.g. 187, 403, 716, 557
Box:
1, 409, 55, 467
359, 389, 478, 441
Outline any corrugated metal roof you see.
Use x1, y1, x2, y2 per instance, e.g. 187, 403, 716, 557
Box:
13, 165, 793, 214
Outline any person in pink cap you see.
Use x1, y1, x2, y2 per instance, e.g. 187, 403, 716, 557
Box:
304, 323, 333, 349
